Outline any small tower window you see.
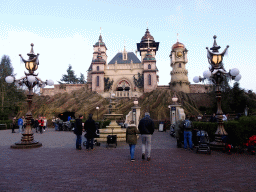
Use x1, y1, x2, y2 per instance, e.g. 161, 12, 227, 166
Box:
96, 76, 99, 86
179, 63, 181, 68
148, 74, 151, 85
97, 66, 99, 71
148, 64, 151, 69
123, 52, 127, 60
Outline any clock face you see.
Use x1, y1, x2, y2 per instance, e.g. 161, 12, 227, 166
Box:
176, 51, 183, 57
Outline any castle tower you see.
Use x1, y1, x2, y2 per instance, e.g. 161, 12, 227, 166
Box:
90, 35, 107, 93
88, 34, 108, 92
143, 48, 158, 92
93, 34, 108, 63
170, 37, 190, 93
137, 28, 159, 61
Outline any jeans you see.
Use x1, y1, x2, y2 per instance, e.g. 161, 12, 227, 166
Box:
76, 135, 82, 148
141, 134, 152, 157
86, 138, 94, 149
54, 123, 58, 131
184, 131, 193, 149
129, 144, 136, 159
19, 125, 22, 133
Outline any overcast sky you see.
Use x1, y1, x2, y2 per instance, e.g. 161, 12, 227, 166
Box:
0, 0, 255, 92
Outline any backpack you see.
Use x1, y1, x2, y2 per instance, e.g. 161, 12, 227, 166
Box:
183, 119, 191, 129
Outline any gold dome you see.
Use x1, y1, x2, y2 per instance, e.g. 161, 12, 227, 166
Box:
172, 42, 185, 50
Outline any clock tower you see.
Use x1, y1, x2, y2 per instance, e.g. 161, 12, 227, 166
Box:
170, 38, 190, 93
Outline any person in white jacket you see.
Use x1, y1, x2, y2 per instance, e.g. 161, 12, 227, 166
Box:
43, 117, 47, 131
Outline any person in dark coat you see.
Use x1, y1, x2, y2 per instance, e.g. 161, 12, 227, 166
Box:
84, 114, 96, 150
138, 112, 155, 161
75, 115, 83, 150
126, 121, 140, 162
34, 118, 39, 133
12, 117, 16, 133
209, 113, 217, 122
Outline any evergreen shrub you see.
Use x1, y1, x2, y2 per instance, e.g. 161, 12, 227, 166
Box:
193, 116, 256, 146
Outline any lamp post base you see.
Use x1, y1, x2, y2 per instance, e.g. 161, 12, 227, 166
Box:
210, 134, 225, 150
10, 133, 42, 149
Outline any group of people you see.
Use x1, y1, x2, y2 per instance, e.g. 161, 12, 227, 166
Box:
13, 116, 47, 134
74, 112, 155, 162
74, 114, 97, 150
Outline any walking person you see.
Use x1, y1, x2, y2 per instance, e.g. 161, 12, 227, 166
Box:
18, 117, 23, 133
183, 116, 193, 150
126, 121, 140, 162
12, 117, 16, 133
34, 118, 39, 133
138, 112, 155, 161
38, 117, 44, 134
84, 114, 96, 150
74, 115, 83, 150
43, 117, 47, 131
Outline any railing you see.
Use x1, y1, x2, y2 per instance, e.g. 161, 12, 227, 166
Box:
115, 91, 130, 98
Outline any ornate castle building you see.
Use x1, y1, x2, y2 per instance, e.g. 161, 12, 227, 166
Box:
40, 29, 211, 97
87, 28, 159, 98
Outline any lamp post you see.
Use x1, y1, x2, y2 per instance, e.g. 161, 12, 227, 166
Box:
193, 36, 241, 149
5, 43, 54, 149
96, 106, 99, 120
168, 93, 179, 125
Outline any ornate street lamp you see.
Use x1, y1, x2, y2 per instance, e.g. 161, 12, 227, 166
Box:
5, 43, 54, 149
193, 36, 241, 149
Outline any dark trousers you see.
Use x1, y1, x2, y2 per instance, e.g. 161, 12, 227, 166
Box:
12, 124, 15, 133
86, 138, 94, 149
76, 135, 82, 149
39, 126, 43, 134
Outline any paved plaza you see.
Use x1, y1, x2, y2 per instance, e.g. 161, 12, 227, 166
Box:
0, 128, 255, 192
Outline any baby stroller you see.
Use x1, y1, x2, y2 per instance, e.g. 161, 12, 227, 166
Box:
195, 130, 211, 154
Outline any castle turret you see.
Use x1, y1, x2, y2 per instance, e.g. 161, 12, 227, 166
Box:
137, 28, 159, 61
143, 48, 158, 92
170, 37, 190, 93
90, 34, 107, 93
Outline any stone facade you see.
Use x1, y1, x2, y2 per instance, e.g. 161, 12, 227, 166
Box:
190, 84, 213, 93
40, 84, 87, 96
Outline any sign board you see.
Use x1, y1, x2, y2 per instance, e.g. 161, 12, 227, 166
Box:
171, 107, 176, 111
159, 124, 164, 132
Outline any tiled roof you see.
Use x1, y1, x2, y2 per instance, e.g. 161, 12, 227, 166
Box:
108, 52, 141, 64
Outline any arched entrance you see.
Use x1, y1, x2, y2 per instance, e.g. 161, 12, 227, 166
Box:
115, 79, 131, 97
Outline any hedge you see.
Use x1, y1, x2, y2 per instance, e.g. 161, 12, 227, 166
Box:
193, 116, 256, 147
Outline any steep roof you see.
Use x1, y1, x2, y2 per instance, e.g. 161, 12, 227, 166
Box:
108, 52, 141, 64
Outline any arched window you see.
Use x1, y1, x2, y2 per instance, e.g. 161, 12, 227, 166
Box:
148, 74, 151, 85
97, 66, 99, 71
179, 63, 181, 68
96, 76, 99, 86
148, 64, 151, 69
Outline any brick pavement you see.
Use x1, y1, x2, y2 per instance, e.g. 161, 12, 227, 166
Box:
0, 128, 255, 192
